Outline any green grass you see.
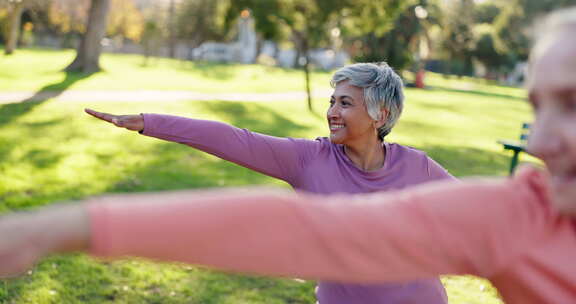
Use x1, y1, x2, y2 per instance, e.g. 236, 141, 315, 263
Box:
0, 48, 332, 93
0, 49, 537, 303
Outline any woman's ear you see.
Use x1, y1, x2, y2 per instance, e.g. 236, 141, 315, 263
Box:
374, 109, 388, 129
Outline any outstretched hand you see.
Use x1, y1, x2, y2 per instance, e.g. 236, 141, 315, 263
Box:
85, 108, 144, 132
0, 214, 45, 279
0, 205, 90, 279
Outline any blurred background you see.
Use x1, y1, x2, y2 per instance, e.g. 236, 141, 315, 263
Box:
1, 0, 575, 303
4, 0, 576, 79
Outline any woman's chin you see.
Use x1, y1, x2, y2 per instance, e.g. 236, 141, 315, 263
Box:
329, 134, 345, 144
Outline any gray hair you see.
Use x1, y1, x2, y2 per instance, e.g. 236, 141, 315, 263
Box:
330, 62, 404, 141
534, 6, 576, 41
528, 7, 576, 77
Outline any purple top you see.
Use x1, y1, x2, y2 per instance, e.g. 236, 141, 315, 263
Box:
141, 114, 454, 304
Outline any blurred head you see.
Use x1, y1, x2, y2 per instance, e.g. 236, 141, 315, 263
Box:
328, 63, 404, 145
526, 7, 576, 215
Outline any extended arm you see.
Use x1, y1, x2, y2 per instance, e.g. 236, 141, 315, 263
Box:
0, 168, 552, 282
85, 109, 312, 183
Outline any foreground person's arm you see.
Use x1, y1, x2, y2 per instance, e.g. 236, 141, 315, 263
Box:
0, 205, 89, 278
0, 168, 553, 282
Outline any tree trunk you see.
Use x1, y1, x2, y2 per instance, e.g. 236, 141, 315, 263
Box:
302, 39, 313, 112
304, 58, 313, 112
255, 35, 263, 63
167, 0, 177, 58
65, 0, 111, 73
5, 1, 24, 55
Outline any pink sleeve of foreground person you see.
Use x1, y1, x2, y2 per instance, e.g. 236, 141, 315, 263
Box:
88, 166, 556, 283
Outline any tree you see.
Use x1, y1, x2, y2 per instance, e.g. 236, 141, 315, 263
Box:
176, 0, 227, 50
5, 0, 24, 55
65, 0, 111, 73
348, 0, 434, 73
107, 0, 144, 44
470, 3, 511, 78
277, 0, 344, 111
493, 0, 576, 61
472, 29, 513, 78
227, 0, 350, 112
226, 0, 418, 111
141, 19, 161, 65
440, 0, 475, 76
224, 0, 285, 59
473, 1, 500, 24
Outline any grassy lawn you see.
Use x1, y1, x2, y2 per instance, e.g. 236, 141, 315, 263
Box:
0, 49, 536, 303
0, 48, 332, 93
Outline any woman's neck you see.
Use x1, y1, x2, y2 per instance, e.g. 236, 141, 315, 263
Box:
343, 140, 386, 172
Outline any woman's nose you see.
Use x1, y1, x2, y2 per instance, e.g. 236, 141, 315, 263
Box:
327, 104, 340, 118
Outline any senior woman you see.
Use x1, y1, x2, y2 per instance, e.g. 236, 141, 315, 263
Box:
85, 62, 453, 303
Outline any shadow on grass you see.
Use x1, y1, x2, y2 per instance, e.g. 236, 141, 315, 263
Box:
0, 119, 70, 169
427, 85, 526, 102
0, 71, 93, 127
197, 101, 311, 138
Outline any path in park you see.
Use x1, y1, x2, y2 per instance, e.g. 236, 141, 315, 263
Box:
0, 89, 333, 104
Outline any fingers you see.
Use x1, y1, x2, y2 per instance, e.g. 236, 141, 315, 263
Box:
85, 108, 143, 131
85, 108, 117, 124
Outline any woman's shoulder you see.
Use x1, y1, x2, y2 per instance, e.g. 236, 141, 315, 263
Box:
386, 143, 453, 179
386, 142, 429, 160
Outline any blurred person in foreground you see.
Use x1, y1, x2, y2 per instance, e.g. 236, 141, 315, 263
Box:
1, 7, 576, 304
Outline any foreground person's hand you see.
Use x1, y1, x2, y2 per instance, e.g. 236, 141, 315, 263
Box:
0, 205, 90, 279
85, 108, 145, 132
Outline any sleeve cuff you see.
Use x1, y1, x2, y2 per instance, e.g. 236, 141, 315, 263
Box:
139, 113, 154, 135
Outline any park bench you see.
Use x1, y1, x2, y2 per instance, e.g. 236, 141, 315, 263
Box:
498, 122, 531, 175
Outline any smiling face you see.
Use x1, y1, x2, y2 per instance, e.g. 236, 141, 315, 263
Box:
327, 81, 381, 146
526, 28, 576, 215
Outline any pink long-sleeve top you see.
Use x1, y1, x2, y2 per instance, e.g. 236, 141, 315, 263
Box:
89, 166, 576, 304
136, 114, 454, 303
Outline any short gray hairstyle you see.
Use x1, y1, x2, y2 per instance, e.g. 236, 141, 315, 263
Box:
529, 7, 576, 76
330, 62, 404, 141
534, 6, 576, 41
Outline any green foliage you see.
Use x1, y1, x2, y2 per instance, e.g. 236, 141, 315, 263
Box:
493, 0, 576, 60
341, 0, 409, 37
473, 1, 500, 24
0, 49, 534, 303
224, 0, 409, 61
175, 0, 229, 46
350, 1, 423, 70
107, 0, 145, 42
440, 0, 475, 76
225, 0, 284, 42
472, 26, 514, 74
15, 0, 144, 43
